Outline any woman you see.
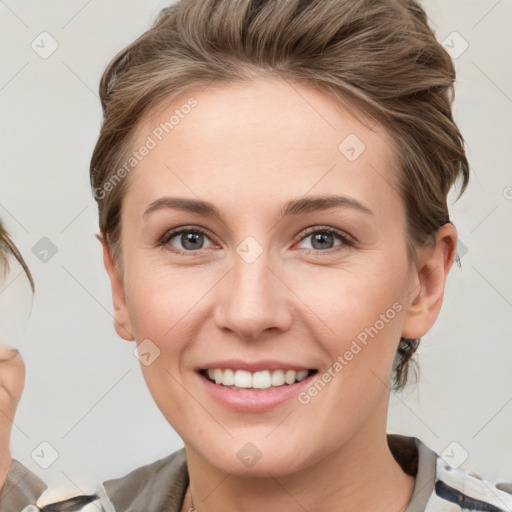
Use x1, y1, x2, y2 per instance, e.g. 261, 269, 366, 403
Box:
1, 0, 511, 510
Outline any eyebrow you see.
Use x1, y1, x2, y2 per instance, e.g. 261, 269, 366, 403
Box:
143, 195, 374, 220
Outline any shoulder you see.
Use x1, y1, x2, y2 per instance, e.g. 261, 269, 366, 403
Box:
102, 447, 188, 512
0, 458, 115, 512
0, 458, 47, 511
425, 448, 512, 511
388, 434, 512, 512
0, 450, 188, 512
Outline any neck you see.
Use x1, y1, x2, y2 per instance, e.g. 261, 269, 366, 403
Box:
182, 421, 416, 512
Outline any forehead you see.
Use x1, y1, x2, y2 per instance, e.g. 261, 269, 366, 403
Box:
125, 77, 401, 220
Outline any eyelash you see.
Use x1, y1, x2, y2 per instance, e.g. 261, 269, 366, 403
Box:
158, 225, 354, 257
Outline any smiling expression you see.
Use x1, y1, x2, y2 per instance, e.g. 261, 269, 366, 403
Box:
102, 76, 451, 476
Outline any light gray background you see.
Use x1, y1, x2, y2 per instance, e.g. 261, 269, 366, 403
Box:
1, 0, 511, 491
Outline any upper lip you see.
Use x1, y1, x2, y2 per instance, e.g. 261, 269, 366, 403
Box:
196, 359, 315, 373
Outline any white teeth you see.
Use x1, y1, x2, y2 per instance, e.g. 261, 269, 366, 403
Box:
284, 370, 296, 385
214, 368, 223, 384
222, 368, 235, 386
203, 368, 313, 389
271, 369, 285, 386
296, 370, 309, 382
234, 369, 252, 388
252, 371, 271, 389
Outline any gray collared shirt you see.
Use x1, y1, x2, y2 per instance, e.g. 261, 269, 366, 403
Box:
2, 434, 511, 511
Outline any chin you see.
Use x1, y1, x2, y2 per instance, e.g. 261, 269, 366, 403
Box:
191, 436, 315, 478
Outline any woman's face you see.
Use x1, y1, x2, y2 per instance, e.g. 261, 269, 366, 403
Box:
104, 77, 452, 476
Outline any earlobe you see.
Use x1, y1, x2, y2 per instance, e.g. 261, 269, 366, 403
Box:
401, 223, 457, 339
101, 236, 135, 341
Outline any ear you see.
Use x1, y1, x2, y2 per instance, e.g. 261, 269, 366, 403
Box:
401, 223, 457, 339
101, 236, 135, 341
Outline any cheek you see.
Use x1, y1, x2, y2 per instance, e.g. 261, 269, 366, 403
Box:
127, 271, 198, 422
124, 262, 205, 341
290, 261, 408, 407
297, 259, 407, 343
292, 270, 406, 446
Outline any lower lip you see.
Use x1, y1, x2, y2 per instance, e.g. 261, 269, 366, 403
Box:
196, 371, 316, 412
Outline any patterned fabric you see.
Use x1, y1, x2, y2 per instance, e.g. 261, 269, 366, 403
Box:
1, 434, 510, 511
24, 482, 115, 512
425, 457, 512, 512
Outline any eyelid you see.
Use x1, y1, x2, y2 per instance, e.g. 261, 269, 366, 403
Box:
159, 225, 219, 248
296, 225, 353, 244
292, 225, 354, 253
159, 224, 354, 255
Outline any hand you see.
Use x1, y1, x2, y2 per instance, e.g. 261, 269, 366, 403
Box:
0, 342, 25, 491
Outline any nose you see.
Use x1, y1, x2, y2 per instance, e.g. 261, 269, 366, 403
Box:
214, 248, 293, 341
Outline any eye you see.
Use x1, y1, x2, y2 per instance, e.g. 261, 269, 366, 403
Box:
160, 227, 214, 254
295, 226, 353, 253
159, 225, 353, 256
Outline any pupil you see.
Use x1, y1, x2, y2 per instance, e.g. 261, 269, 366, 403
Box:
312, 232, 333, 250
182, 232, 203, 250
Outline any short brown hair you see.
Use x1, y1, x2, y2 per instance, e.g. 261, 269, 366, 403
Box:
90, 0, 470, 391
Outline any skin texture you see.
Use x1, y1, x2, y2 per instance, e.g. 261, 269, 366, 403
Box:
0, 343, 25, 490
102, 77, 457, 512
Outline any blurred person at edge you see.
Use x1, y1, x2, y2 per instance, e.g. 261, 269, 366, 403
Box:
0, 223, 114, 511
1, 1, 512, 511
0, 221, 33, 496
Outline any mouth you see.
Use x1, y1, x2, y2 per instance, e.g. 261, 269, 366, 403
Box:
198, 368, 319, 390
